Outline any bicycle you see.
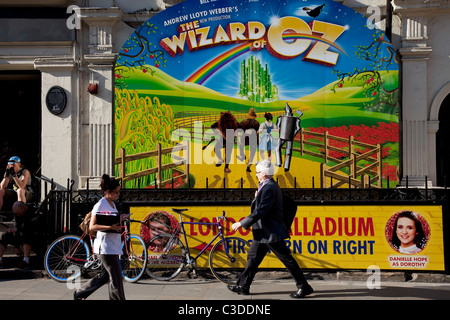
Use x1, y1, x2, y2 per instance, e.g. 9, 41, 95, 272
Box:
145, 208, 251, 285
44, 217, 147, 283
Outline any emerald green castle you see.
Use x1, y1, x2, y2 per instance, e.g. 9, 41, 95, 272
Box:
237, 56, 279, 103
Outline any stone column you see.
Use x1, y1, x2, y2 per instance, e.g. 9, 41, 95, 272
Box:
79, 8, 120, 187
84, 54, 117, 179
427, 120, 440, 185
394, 2, 433, 186
34, 57, 77, 189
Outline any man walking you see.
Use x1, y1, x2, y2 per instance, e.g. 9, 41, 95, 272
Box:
228, 160, 313, 298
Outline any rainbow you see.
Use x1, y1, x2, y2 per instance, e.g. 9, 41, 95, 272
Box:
185, 42, 252, 84
185, 33, 346, 84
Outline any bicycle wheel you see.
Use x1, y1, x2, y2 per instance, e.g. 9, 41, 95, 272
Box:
209, 236, 251, 285
146, 234, 187, 281
44, 234, 90, 282
120, 234, 148, 283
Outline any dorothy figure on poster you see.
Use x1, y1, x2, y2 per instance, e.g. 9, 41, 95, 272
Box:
259, 112, 279, 160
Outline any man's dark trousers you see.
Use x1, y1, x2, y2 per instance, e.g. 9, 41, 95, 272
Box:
236, 240, 307, 290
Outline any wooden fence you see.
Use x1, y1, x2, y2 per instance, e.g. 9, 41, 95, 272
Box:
116, 114, 382, 189
296, 128, 382, 188
174, 110, 291, 129
115, 143, 189, 188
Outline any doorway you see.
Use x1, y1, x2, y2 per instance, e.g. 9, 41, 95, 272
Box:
0, 71, 41, 177
436, 93, 450, 186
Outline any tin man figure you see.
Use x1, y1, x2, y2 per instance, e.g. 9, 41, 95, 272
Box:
275, 103, 302, 171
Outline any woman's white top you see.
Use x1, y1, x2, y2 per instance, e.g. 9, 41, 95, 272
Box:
92, 197, 122, 255
399, 244, 421, 255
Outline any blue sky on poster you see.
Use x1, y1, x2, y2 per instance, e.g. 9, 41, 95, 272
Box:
118, 0, 396, 100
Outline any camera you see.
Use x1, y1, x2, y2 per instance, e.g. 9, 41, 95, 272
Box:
5, 167, 15, 177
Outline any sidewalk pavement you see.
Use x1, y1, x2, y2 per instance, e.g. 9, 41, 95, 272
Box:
1, 270, 450, 300
2, 271, 450, 319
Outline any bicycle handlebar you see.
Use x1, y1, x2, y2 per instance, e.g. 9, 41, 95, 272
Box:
129, 218, 144, 224
217, 211, 231, 222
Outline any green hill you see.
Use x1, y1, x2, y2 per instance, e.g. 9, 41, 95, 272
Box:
297, 70, 399, 128
115, 65, 398, 128
116, 65, 288, 114
116, 65, 225, 95
300, 70, 398, 105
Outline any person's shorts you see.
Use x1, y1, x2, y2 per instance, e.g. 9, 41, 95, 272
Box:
0, 232, 20, 248
0, 230, 36, 248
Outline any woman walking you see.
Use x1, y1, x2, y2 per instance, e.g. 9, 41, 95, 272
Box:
74, 174, 129, 300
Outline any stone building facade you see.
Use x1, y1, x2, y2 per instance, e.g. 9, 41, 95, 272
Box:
0, 0, 449, 193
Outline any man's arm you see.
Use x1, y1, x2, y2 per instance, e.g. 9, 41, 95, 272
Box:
233, 186, 276, 231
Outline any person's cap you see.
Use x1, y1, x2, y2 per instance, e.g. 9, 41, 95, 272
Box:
8, 156, 21, 164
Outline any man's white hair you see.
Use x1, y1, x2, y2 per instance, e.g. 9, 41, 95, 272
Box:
256, 160, 274, 177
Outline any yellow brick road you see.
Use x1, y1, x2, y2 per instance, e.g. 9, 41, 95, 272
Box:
187, 141, 330, 188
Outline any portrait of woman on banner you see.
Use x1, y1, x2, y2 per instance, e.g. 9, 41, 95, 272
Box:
386, 211, 430, 255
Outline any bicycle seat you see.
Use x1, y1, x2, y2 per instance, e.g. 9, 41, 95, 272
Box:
172, 208, 188, 214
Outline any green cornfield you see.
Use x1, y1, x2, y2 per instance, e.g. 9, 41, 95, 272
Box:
115, 88, 175, 188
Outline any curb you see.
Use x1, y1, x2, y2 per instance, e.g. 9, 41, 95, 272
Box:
2, 268, 449, 283
255, 270, 450, 283
0, 268, 44, 279
334, 271, 450, 283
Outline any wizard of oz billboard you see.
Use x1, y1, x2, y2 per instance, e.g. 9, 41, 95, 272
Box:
114, 0, 399, 189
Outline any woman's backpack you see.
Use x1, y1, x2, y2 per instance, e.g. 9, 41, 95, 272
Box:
79, 212, 97, 237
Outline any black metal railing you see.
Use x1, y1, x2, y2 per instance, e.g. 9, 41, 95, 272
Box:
37, 175, 450, 237
35, 177, 74, 237
31, 175, 449, 273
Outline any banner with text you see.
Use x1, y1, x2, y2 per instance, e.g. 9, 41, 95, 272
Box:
130, 205, 445, 271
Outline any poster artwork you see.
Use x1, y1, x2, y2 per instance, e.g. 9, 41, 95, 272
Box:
115, 0, 399, 189
130, 205, 445, 271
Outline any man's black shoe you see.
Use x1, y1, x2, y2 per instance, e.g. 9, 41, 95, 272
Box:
227, 285, 250, 295
289, 284, 314, 298
73, 291, 84, 300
